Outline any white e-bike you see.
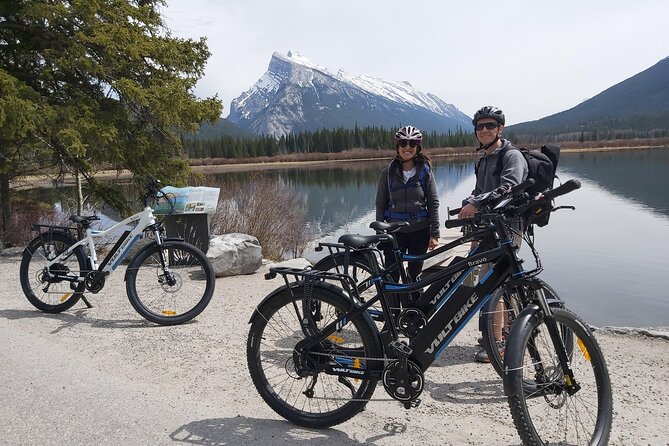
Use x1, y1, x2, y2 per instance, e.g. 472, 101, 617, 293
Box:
20, 176, 215, 325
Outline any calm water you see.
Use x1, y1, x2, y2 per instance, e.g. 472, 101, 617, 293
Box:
27, 148, 669, 327
217, 148, 669, 328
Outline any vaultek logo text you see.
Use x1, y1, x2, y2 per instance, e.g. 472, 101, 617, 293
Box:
426, 294, 479, 354
429, 270, 464, 305
332, 367, 364, 375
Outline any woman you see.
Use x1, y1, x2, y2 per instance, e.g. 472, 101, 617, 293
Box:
375, 125, 440, 282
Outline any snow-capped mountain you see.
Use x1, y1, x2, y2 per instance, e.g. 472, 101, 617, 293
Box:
227, 51, 471, 137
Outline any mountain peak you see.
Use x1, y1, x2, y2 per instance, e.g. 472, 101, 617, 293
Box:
229, 52, 470, 137
272, 50, 330, 74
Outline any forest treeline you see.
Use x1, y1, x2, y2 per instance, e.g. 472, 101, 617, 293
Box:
182, 126, 477, 159
183, 121, 669, 160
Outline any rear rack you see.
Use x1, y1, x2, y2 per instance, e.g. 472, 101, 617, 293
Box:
265, 266, 366, 302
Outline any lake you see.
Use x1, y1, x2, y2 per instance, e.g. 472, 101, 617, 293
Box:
217, 147, 669, 328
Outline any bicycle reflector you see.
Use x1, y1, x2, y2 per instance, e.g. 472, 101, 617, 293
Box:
577, 338, 591, 362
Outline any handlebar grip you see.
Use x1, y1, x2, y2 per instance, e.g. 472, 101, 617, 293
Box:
445, 218, 471, 229
449, 207, 461, 216
542, 179, 581, 201
510, 178, 535, 195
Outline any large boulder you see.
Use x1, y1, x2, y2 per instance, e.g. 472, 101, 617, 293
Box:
207, 233, 262, 277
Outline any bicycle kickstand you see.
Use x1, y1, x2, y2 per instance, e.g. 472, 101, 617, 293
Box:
81, 295, 93, 308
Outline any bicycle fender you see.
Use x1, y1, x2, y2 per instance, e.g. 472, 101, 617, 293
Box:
248, 280, 357, 325
24, 232, 78, 255
503, 303, 542, 395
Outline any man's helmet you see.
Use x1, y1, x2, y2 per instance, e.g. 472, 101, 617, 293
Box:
395, 125, 423, 142
472, 106, 505, 126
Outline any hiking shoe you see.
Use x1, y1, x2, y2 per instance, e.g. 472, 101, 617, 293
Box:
475, 341, 505, 363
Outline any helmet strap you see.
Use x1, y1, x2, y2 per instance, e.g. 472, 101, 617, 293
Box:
477, 135, 500, 151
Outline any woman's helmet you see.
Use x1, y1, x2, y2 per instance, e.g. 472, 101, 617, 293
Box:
472, 106, 505, 126
395, 125, 423, 142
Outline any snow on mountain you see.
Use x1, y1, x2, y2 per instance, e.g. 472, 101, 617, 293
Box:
228, 51, 471, 137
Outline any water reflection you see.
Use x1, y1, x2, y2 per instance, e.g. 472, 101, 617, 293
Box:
559, 148, 669, 217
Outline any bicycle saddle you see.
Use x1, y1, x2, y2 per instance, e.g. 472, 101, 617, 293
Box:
369, 221, 410, 233
338, 233, 393, 249
70, 215, 101, 225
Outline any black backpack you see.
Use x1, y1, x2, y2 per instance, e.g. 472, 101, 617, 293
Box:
475, 144, 560, 195
475, 144, 561, 226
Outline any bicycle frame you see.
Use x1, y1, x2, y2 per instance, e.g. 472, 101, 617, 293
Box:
282, 221, 530, 381
41, 206, 158, 274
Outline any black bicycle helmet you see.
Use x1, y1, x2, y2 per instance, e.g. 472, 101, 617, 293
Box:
472, 106, 505, 126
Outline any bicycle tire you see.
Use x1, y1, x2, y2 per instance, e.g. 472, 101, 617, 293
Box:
247, 283, 382, 428
20, 232, 87, 313
505, 307, 613, 445
125, 241, 215, 325
481, 278, 570, 378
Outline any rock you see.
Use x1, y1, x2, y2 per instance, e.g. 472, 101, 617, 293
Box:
268, 258, 312, 269
207, 233, 262, 277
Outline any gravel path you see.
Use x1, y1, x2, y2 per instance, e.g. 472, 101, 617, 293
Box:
1, 254, 667, 445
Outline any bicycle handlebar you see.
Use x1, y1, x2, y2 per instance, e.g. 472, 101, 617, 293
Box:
447, 179, 536, 218
541, 179, 581, 201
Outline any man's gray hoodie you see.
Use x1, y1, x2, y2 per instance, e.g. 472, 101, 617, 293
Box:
467, 139, 528, 208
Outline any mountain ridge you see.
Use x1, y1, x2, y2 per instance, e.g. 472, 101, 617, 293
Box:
509, 56, 669, 137
227, 51, 471, 137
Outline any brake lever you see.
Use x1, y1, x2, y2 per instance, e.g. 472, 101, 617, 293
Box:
552, 205, 576, 212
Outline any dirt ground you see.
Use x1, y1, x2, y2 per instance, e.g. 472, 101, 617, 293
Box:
1, 252, 668, 445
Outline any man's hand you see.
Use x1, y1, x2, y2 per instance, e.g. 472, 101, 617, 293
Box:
428, 237, 439, 250
458, 203, 478, 218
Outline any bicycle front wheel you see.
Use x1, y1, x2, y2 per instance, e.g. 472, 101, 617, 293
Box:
20, 232, 87, 313
505, 308, 612, 446
247, 284, 382, 428
125, 241, 215, 325
481, 279, 570, 378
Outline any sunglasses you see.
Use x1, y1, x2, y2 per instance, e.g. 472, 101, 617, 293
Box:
398, 140, 419, 149
475, 122, 500, 131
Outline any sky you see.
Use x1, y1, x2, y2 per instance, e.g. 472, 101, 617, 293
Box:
162, 0, 669, 126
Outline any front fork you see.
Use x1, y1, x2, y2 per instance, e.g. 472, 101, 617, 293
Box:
528, 287, 580, 395
152, 226, 177, 286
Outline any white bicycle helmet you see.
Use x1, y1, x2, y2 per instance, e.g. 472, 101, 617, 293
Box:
395, 125, 423, 142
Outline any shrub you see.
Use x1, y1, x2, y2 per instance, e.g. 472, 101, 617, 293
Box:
209, 173, 312, 260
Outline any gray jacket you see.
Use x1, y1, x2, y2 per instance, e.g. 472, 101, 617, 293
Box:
375, 158, 440, 238
467, 139, 528, 208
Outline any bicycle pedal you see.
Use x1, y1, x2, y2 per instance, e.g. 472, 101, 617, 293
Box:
389, 340, 413, 355
402, 398, 421, 410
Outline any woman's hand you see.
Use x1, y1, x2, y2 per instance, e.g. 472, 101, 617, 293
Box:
428, 237, 439, 250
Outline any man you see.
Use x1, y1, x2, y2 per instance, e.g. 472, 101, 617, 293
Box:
459, 106, 528, 363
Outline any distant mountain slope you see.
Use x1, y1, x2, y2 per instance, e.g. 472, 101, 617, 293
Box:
227, 51, 471, 137
196, 118, 254, 139
509, 56, 669, 136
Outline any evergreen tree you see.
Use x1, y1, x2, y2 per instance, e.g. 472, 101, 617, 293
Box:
0, 0, 222, 245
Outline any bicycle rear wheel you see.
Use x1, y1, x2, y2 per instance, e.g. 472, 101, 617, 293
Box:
481, 279, 570, 378
247, 283, 382, 428
20, 232, 86, 313
125, 241, 215, 325
505, 308, 612, 445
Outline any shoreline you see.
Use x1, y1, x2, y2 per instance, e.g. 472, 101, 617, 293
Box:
11, 144, 668, 188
